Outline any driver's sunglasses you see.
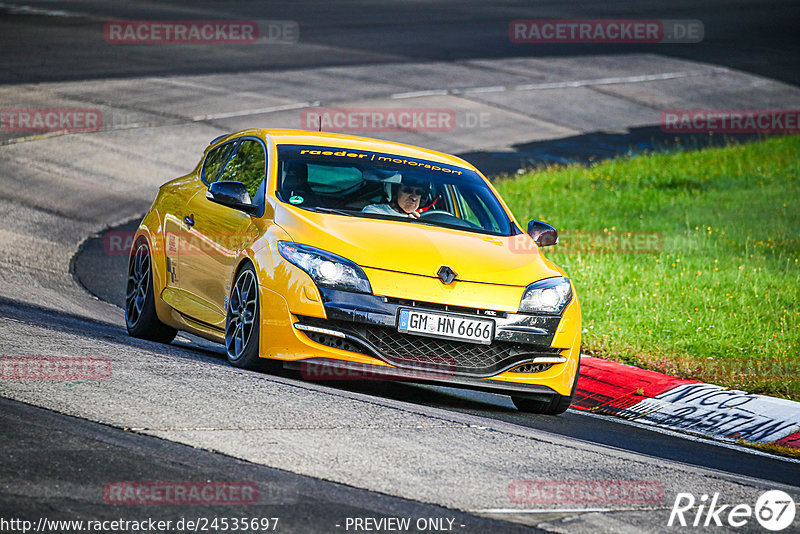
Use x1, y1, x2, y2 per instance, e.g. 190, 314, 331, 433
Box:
400, 186, 425, 196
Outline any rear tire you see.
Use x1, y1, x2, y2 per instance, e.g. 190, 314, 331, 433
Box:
512, 360, 580, 415
125, 239, 177, 343
225, 264, 262, 369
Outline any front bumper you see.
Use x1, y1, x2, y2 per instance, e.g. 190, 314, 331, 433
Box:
283, 357, 562, 401
293, 288, 568, 379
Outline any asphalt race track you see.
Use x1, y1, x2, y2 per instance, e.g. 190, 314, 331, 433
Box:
1, 1, 800, 532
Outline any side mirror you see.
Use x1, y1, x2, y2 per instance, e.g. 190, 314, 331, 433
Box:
527, 220, 558, 247
206, 181, 258, 214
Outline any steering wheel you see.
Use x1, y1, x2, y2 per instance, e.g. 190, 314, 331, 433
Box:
418, 209, 482, 229
419, 209, 454, 218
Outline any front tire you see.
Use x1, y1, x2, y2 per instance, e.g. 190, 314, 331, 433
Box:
225, 264, 262, 369
125, 239, 177, 343
512, 361, 580, 415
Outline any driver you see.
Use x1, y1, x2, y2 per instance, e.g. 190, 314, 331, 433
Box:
362, 176, 428, 219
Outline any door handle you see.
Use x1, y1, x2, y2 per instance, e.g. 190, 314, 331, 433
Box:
184, 215, 195, 227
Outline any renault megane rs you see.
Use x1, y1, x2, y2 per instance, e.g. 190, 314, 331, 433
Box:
126, 129, 581, 414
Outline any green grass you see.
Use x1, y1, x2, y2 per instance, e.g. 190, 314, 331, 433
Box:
495, 136, 800, 399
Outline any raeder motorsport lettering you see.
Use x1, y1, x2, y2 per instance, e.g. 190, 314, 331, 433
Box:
289, 146, 465, 176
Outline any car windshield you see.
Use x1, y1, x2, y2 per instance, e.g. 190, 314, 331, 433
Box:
276, 144, 516, 236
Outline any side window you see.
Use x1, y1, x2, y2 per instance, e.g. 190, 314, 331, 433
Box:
202, 142, 236, 185
218, 139, 267, 200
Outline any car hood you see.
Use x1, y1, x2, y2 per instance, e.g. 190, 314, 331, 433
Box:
274, 205, 561, 287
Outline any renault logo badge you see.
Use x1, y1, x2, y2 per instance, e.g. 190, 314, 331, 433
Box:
437, 265, 457, 284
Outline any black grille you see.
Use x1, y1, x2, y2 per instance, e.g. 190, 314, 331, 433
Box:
304, 331, 362, 354
385, 297, 504, 317
298, 317, 559, 376
509, 363, 553, 374
364, 327, 518, 371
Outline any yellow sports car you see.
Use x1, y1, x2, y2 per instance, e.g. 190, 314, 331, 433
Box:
126, 129, 581, 414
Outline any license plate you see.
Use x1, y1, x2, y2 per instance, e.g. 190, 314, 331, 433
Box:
397, 309, 494, 344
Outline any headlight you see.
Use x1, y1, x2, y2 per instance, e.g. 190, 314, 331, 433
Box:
277, 242, 372, 294
519, 276, 572, 314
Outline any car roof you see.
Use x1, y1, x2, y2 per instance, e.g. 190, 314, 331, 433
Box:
208, 128, 478, 172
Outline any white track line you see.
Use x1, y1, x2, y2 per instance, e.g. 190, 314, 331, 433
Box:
391, 68, 729, 99
390, 89, 450, 99
192, 101, 320, 121
456, 85, 507, 95
471, 508, 612, 514
2, 67, 732, 144
0, 2, 84, 17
